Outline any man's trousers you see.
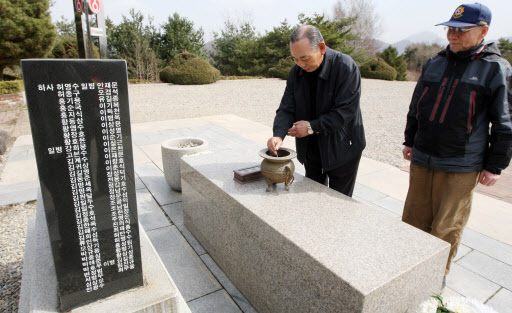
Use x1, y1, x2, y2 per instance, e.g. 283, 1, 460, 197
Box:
402, 163, 480, 275
304, 136, 361, 197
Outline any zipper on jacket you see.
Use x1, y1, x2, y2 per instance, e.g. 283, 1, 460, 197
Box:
439, 79, 459, 123
468, 91, 476, 133
416, 87, 429, 118
429, 78, 448, 121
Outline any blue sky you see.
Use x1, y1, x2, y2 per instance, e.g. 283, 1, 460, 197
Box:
50, 0, 511, 44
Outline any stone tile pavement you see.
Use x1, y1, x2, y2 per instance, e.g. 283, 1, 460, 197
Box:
2, 114, 511, 313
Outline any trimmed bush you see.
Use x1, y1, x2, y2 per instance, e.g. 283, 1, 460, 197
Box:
268, 58, 295, 79
0, 80, 24, 95
220, 76, 264, 80
3, 74, 20, 81
159, 51, 220, 85
128, 79, 154, 84
51, 35, 80, 59
359, 58, 397, 81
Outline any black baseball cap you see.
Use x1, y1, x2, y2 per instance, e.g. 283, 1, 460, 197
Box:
436, 3, 492, 27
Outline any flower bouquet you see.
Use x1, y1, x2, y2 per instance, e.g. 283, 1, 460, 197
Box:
417, 295, 499, 313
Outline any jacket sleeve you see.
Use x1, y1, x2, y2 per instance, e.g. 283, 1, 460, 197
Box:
403, 60, 429, 147
309, 57, 360, 134
272, 67, 296, 139
485, 60, 512, 174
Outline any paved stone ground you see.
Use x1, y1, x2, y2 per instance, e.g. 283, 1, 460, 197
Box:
1, 80, 512, 312
130, 118, 512, 313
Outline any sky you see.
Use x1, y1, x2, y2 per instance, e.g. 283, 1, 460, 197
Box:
49, 0, 512, 44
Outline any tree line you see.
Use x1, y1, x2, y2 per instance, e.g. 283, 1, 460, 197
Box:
1, 0, 511, 82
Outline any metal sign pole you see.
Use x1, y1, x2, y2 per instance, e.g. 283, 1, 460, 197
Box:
97, 5, 108, 59
83, 0, 94, 58
72, 0, 86, 58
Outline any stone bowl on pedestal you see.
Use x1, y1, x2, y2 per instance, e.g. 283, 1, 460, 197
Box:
258, 147, 297, 192
161, 137, 208, 191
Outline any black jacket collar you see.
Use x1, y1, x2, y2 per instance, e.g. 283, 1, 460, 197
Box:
297, 47, 334, 80
439, 41, 501, 60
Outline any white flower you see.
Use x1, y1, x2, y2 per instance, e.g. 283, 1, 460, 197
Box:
417, 298, 441, 313
417, 296, 499, 313
445, 298, 471, 313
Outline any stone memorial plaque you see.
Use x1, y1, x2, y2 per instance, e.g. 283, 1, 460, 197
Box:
21, 60, 143, 311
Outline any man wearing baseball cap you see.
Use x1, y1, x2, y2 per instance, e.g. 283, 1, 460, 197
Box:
402, 3, 512, 288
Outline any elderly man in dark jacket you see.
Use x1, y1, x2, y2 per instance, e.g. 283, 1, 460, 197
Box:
267, 25, 365, 197
402, 3, 512, 282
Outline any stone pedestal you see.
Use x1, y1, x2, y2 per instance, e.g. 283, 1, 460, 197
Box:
18, 192, 191, 313
161, 137, 208, 191
181, 149, 450, 313
22, 59, 143, 309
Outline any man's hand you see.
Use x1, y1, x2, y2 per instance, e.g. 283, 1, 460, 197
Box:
287, 120, 309, 138
478, 170, 500, 186
267, 137, 283, 156
402, 146, 412, 161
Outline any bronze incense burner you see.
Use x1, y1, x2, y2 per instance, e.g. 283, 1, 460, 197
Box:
258, 148, 297, 192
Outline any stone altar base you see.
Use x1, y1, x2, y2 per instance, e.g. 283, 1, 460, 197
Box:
181, 149, 450, 313
18, 193, 191, 313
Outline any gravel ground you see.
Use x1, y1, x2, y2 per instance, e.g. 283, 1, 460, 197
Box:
129, 78, 416, 168
0, 78, 417, 312
0, 201, 37, 312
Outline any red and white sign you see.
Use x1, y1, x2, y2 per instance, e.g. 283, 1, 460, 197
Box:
90, 27, 104, 37
88, 0, 101, 14
74, 0, 83, 14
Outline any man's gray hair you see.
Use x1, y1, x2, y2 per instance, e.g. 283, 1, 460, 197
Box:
289, 25, 324, 51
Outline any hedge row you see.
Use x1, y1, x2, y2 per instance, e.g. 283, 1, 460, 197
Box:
0, 80, 24, 95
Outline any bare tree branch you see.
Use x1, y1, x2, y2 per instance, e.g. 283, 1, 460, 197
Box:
332, 0, 382, 54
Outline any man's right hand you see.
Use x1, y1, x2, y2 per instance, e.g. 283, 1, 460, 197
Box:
267, 137, 283, 156
402, 146, 412, 161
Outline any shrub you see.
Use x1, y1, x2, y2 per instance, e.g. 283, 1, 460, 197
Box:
50, 35, 81, 59
359, 58, 397, 81
128, 79, 154, 84
2, 74, 20, 81
159, 51, 220, 85
0, 80, 24, 95
268, 58, 295, 79
220, 76, 264, 80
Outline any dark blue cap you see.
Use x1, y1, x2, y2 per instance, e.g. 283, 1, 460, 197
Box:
436, 3, 492, 27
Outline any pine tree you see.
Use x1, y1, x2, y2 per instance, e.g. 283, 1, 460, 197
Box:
380, 46, 407, 81
0, 0, 56, 80
298, 13, 357, 56
158, 13, 205, 66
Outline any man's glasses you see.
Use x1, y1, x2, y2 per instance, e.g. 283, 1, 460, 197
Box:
444, 26, 481, 33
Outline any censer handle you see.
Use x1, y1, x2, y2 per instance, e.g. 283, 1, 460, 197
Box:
285, 166, 294, 187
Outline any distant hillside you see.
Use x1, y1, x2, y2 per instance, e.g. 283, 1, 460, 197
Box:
377, 31, 448, 54
203, 40, 215, 54
374, 39, 391, 52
